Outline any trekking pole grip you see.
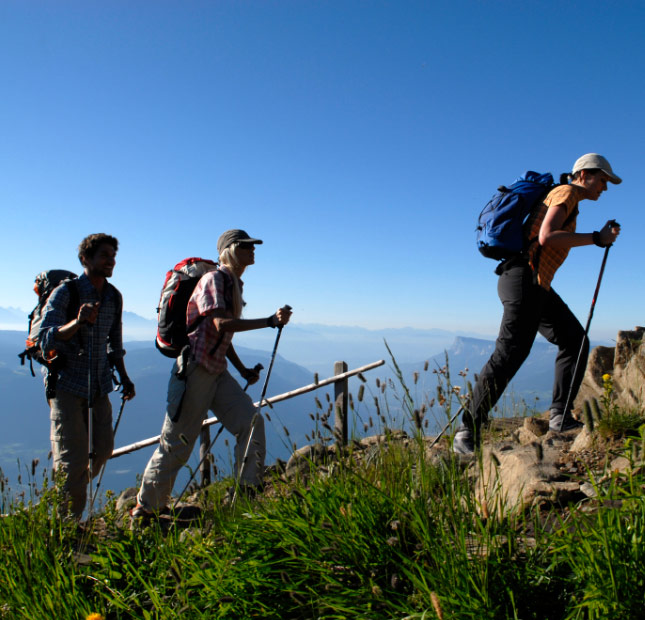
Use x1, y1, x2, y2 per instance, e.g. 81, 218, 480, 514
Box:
607, 219, 620, 247
243, 363, 264, 392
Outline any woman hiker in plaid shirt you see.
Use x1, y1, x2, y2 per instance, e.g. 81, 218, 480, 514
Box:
133, 229, 292, 517
454, 154, 622, 454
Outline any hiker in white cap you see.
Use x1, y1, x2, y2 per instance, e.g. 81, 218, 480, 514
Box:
454, 154, 622, 454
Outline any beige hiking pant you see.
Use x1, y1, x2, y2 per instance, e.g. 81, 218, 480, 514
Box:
49, 389, 113, 517
138, 361, 264, 511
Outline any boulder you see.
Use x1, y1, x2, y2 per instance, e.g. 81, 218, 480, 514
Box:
515, 416, 549, 445
570, 426, 594, 452
575, 326, 645, 413
116, 486, 138, 512
285, 442, 334, 478
474, 439, 580, 517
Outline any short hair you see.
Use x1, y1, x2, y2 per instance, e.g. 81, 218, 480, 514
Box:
78, 233, 119, 264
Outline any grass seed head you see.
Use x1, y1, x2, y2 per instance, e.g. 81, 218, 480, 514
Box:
430, 592, 444, 620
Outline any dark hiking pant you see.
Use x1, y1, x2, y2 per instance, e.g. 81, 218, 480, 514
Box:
462, 261, 588, 435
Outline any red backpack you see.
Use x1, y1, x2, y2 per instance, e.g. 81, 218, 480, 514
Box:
155, 258, 220, 358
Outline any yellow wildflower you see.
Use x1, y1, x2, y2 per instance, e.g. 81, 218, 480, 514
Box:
86, 614, 105, 620
602, 373, 612, 382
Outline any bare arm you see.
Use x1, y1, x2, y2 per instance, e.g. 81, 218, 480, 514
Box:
211, 305, 292, 333
53, 302, 101, 341
539, 205, 620, 249
224, 344, 260, 385
226, 344, 246, 374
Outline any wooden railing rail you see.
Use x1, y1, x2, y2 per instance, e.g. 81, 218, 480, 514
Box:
110, 359, 385, 460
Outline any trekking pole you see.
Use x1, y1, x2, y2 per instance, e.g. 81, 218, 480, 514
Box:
559, 224, 617, 432
428, 404, 466, 449
231, 324, 285, 508
89, 392, 127, 509
171, 362, 264, 511
86, 325, 94, 520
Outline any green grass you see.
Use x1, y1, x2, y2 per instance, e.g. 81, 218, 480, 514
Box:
2, 430, 645, 619
2, 361, 645, 619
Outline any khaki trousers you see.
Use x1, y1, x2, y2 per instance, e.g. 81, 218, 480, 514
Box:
138, 361, 264, 511
49, 389, 113, 517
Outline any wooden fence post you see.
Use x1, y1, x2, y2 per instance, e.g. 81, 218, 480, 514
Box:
199, 426, 211, 487
334, 361, 348, 448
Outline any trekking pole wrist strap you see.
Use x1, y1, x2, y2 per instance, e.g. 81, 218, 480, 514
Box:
266, 314, 278, 328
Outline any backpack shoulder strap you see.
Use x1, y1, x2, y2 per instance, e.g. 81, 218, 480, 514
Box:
186, 266, 225, 333
64, 278, 81, 322
63, 278, 84, 351
105, 282, 123, 319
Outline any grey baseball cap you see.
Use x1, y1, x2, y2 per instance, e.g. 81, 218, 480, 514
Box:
572, 153, 622, 184
217, 229, 263, 255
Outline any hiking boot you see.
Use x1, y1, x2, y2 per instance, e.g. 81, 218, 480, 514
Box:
129, 503, 160, 527
452, 428, 475, 455
549, 411, 584, 432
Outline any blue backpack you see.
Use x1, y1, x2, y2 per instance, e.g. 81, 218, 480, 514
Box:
476, 171, 556, 260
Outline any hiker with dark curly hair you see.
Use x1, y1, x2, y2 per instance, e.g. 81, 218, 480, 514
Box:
454, 154, 622, 454
40, 233, 135, 517
132, 229, 292, 520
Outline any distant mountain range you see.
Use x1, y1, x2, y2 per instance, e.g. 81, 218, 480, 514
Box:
1, 305, 496, 373
0, 310, 571, 500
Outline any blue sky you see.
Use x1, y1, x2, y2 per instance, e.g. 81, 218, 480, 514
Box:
2, 0, 643, 342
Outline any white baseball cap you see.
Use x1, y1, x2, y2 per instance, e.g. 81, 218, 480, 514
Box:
572, 153, 622, 184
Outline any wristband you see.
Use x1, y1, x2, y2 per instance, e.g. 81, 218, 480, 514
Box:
592, 231, 605, 248
266, 315, 277, 328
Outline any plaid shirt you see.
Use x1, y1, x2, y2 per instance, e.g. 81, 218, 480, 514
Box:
40, 274, 125, 398
187, 265, 237, 375
526, 184, 584, 290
